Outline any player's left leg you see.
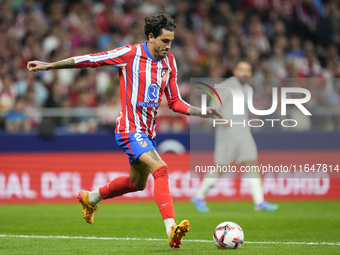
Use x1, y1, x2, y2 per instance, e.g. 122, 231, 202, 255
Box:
139, 151, 174, 223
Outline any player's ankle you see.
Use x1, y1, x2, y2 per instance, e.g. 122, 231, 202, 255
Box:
88, 190, 103, 206
164, 218, 175, 236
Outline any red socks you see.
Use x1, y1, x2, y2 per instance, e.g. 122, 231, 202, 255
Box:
152, 165, 175, 220
98, 165, 175, 221
99, 175, 140, 199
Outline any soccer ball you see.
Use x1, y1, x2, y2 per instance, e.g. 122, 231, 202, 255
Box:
213, 221, 244, 249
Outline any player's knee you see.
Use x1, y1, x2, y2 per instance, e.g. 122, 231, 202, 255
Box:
129, 175, 148, 191
152, 164, 169, 179
131, 178, 148, 190
136, 182, 147, 191
148, 160, 167, 173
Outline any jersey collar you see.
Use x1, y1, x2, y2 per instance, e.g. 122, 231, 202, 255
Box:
143, 41, 162, 62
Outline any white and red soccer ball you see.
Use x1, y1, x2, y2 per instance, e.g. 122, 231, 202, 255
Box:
213, 221, 244, 249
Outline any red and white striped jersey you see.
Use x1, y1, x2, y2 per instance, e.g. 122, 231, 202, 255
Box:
73, 42, 190, 138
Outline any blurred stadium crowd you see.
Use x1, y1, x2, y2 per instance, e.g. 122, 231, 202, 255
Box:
0, 0, 340, 134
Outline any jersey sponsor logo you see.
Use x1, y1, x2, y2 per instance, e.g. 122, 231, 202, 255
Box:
138, 83, 161, 108
147, 83, 159, 101
137, 102, 160, 108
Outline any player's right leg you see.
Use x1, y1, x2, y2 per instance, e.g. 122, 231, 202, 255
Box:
77, 174, 141, 224
77, 190, 98, 225
77, 133, 148, 224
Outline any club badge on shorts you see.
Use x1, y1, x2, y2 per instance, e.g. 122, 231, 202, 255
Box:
138, 140, 148, 147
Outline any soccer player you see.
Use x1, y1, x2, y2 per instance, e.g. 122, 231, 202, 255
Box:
192, 60, 279, 212
27, 13, 222, 249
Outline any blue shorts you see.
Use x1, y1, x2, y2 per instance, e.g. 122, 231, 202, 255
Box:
115, 132, 157, 165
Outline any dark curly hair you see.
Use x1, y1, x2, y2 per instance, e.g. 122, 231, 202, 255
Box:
144, 13, 176, 39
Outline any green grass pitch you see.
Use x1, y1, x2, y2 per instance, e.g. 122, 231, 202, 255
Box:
1, 201, 340, 254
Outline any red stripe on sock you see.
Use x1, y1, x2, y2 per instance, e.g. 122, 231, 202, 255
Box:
99, 175, 140, 199
152, 165, 175, 220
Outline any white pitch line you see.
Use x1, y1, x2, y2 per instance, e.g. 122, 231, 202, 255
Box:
0, 234, 339, 246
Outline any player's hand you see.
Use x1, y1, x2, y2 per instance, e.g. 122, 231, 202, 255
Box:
201, 107, 223, 119
27, 61, 50, 72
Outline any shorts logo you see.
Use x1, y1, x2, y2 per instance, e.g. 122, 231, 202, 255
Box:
138, 140, 148, 147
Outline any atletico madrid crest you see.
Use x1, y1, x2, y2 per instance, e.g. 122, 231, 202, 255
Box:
162, 69, 169, 82
138, 140, 148, 147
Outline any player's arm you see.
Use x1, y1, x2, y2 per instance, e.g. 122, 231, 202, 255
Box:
27, 58, 75, 72
27, 46, 132, 72
190, 90, 224, 119
187, 106, 222, 119
164, 82, 222, 119
164, 56, 190, 114
165, 56, 222, 119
